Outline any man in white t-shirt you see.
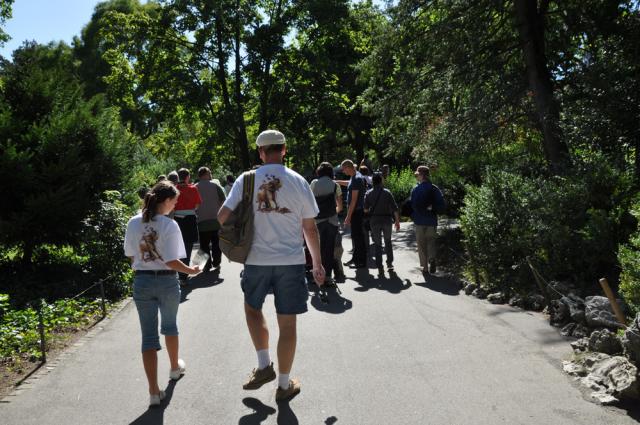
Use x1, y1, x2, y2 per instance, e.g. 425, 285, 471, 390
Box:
218, 129, 325, 402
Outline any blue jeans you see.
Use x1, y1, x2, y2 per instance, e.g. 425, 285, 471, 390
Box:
133, 273, 181, 352
241, 265, 308, 314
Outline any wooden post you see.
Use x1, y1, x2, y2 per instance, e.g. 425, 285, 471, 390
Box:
36, 300, 46, 363
99, 279, 107, 319
599, 278, 627, 327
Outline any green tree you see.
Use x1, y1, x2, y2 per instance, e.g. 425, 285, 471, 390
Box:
361, 1, 640, 177
74, 0, 147, 99
0, 42, 129, 266
270, 0, 384, 169
100, 0, 269, 169
0, 0, 13, 47
98, 0, 383, 171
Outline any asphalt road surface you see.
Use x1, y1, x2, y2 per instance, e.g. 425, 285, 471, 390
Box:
1, 224, 637, 425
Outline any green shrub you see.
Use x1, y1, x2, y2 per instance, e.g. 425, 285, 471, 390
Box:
619, 199, 640, 314
385, 168, 415, 204
428, 160, 473, 217
460, 164, 621, 294
0, 296, 109, 362
80, 191, 132, 299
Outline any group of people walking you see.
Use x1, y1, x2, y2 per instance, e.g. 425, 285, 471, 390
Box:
123, 129, 445, 407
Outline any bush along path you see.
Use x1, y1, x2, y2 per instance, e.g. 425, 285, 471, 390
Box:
458, 259, 640, 406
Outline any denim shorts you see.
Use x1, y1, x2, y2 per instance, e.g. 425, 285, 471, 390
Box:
241, 265, 308, 315
133, 273, 181, 352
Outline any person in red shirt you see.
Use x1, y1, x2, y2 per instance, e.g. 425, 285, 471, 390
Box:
174, 168, 202, 285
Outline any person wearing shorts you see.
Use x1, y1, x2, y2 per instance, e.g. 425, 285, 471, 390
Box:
218, 129, 325, 402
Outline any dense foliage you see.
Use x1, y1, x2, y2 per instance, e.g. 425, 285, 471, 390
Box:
0, 43, 130, 267
0, 1, 12, 47
620, 199, 640, 314
461, 161, 630, 295
0, 294, 109, 365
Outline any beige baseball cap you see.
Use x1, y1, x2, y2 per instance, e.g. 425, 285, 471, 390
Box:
256, 130, 286, 147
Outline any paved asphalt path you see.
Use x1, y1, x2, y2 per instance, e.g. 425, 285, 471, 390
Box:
1, 223, 638, 425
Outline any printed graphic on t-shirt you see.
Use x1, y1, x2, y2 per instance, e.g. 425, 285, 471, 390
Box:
140, 225, 163, 262
257, 174, 291, 214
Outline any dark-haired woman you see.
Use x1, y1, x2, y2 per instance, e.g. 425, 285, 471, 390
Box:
124, 181, 201, 407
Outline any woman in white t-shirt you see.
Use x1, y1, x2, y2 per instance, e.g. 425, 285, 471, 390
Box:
124, 181, 201, 407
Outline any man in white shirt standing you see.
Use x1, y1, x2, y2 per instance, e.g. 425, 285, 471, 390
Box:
218, 129, 325, 402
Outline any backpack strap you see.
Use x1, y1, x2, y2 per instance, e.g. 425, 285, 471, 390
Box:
369, 188, 384, 215
242, 170, 256, 206
216, 183, 226, 201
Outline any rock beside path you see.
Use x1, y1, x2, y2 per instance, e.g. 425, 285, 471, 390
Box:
508, 295, 524, 308
472, 287, 487, 299
526, 294, 546, 311
561, 323, 590, 339
487, 292, 505, 304
622, 313, 640, 362
589, 329, 623, 355
585, 296, 625, 330
550, 295, 585, 327
564, 353, 638, 405
463, 282, 477, 295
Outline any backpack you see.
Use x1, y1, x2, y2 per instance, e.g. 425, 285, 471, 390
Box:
218, 171, 255, 263
427, 184, 446, 215
402, 184, 446, 217
315, 183, 337, 219
400, 198, 413, 218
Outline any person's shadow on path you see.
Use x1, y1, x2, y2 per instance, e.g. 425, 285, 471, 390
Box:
309, 283, 353, 314
353, 269, 411, 294
237, 397, 303, 425
238, 397, 277, 424
276, 399, 299, 425
180, 270, 224, 303
412, 273, 460, 296
129, 380, 177, 425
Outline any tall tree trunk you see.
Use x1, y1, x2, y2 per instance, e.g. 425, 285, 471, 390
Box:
258, 0, 283, 132
234, 0, 251, 169
22, 240, 34, 268
514, 0, 569, 174
635, 137, 640, 184
214, 11, 232, 113
213, 9, 238, 162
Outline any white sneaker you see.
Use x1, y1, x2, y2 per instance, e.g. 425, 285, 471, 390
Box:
169, 358, 186, 380
149, 390, 166, 407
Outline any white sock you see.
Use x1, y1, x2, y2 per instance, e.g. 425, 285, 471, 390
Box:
278, 373, 290, 389
257, 349, 271, 370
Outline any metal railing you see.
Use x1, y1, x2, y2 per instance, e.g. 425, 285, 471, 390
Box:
29, 277, 110, 364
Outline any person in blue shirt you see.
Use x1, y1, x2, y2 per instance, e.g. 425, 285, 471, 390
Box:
411, 165, 445, 274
